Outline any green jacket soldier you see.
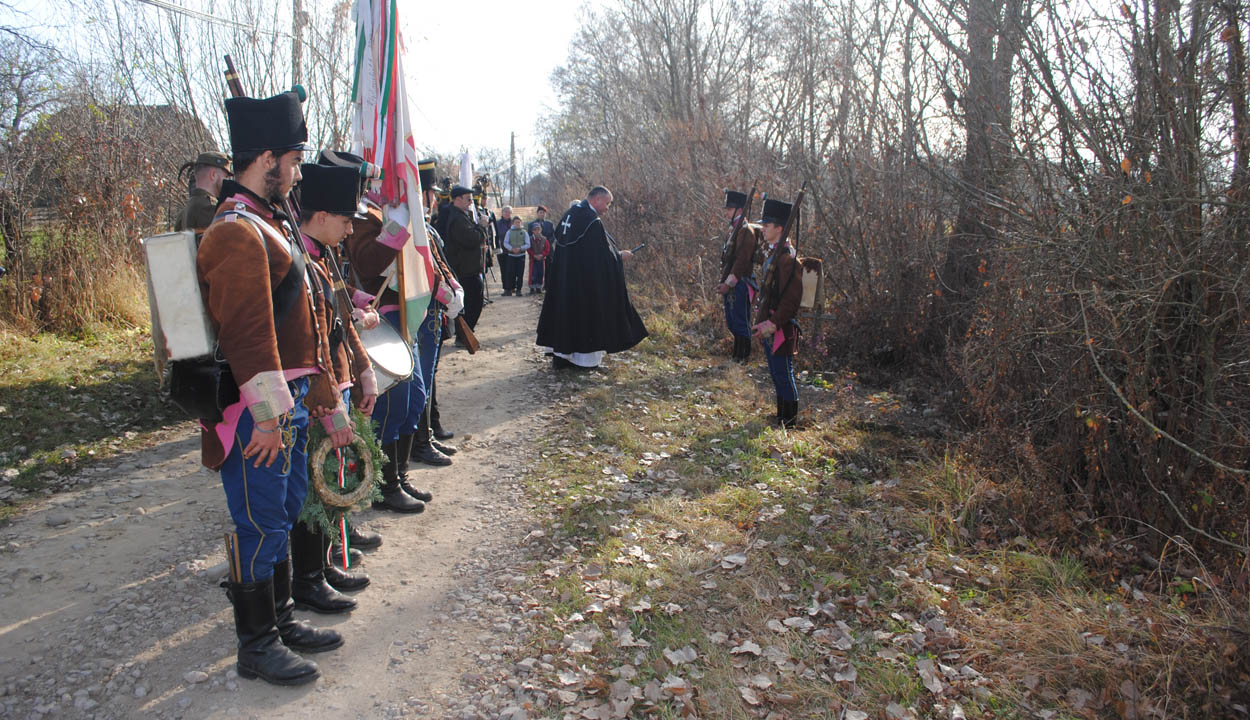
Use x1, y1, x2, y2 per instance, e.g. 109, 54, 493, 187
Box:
174, 151, 233, 233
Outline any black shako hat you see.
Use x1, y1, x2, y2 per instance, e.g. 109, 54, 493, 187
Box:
225, 89, 310, 154
760, 198, 792, 226
450, 184, 473, 199
298, 164, 366, 218
318, 149, 383, 187
318, 149, 364, 167
724, 189, 747, 209
418, 158, 442, 193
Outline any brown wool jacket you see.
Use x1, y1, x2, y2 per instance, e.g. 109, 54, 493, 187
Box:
720, 222, 763, 283
196, 188, 343, 468
306, 244, 371, 389
754, 247, 804, 357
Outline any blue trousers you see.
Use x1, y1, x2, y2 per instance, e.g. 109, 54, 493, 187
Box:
528, 256, 545, 289
220, 377, 310, 583
371, 310, 425, 444
724, 280, 752, 339
416, 308, 442, 405
762, 339, 798, 402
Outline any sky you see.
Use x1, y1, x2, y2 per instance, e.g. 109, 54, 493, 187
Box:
399, 0, 589, 159
2, 0, 595, 161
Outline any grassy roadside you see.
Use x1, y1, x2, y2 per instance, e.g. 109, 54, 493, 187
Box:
513, 302, 1243, 719
0, 324, 185, 519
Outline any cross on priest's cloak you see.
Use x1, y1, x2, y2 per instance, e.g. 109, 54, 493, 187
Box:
560, 216, 573, 234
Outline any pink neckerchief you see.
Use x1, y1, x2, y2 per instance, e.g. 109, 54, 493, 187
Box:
223, 191, 277, 219
301, 233, 323, 258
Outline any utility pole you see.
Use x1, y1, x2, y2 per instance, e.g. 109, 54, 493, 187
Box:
508, 132, 516, 205
292, 0, 305, 86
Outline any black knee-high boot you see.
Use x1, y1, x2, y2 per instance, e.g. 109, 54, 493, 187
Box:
320, 522, 370, 592
410, 409, 452, 468
229, 575, 322, 686
371, 440, 424, 513
430, 379, 454, 440
289, 522, 356, 614
779, 400, 799, 428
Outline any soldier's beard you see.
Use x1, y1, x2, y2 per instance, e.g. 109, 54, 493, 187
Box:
263, 163, 286, 203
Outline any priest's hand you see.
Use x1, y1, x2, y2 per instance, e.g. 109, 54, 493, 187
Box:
715, 282, 730, 295
244, 417, 285, 468
620, 250, 634, 261
752, 320, 777, 339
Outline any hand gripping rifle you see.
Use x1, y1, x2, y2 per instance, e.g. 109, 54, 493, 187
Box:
222, 55, 361, 385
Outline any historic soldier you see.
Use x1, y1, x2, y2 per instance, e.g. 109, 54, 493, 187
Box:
752, 197, 804, 428
197, 90, 354, 685
174, 151, 232, 233
286, 161, 381, 613
409, 160, 462, 466
342, 164, 464, 510
716, 189, 762, 362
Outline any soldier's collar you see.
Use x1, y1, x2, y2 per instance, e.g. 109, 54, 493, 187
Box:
219, 179, 283, 219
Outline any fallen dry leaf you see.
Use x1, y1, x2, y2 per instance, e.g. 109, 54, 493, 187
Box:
782, 616, 814, 631
739, 687, 762, 706
731, 640, 762, 656
661, 674, 690, 696
722, 552, 748, 569
916, 658, 943, 694
833, 663, 857, 683
663, 646, 698, 665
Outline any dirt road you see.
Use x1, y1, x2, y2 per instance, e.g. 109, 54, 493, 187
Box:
0, 281, 559, 720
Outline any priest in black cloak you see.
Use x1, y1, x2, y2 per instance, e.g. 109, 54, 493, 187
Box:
536, 186, 648, 368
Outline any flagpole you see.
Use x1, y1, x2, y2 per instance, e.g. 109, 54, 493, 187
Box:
397, 253, 410, 344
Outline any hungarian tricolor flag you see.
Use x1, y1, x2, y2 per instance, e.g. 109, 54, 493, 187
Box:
350, 0, 433, 341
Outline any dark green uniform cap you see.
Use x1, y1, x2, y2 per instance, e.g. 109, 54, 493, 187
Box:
193, 151, 233, 175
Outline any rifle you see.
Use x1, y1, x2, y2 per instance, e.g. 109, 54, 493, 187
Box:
736, 180, 759, 233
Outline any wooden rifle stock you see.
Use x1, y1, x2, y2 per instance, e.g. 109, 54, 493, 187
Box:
455, 316, 479, 354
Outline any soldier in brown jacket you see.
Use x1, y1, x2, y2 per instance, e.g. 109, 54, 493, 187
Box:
752, 197, 804, 428
286, 162, 380, 615
715, 188, 763, 362
196, 90, 353, 687
342, 159, 465, 514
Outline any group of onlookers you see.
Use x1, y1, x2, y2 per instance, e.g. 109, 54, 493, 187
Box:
492, 205, 554, 296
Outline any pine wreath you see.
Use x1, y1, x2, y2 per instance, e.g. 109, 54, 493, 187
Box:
298, 406, 383, 537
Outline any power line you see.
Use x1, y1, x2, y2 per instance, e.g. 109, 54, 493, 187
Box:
130, 0, 292, 37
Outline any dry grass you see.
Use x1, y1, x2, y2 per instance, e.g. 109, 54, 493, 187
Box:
515, 295, 1248, 719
